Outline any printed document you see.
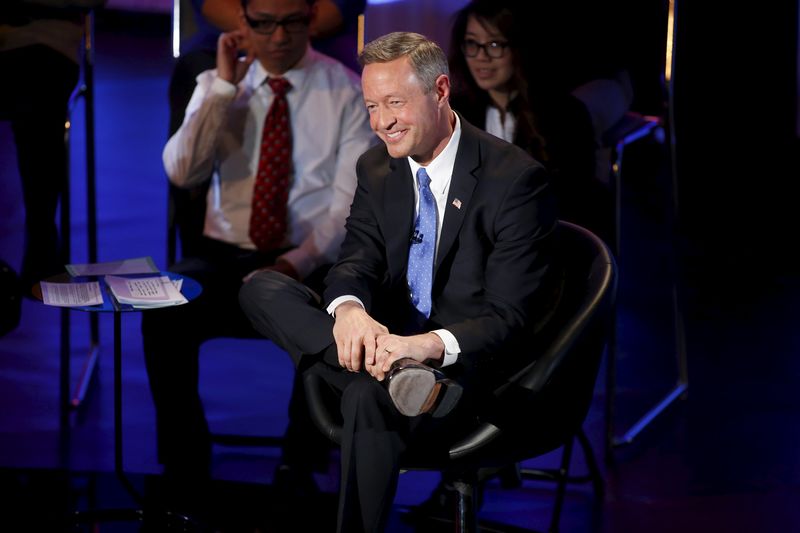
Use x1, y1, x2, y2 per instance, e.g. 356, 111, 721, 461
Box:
41, 281, 104, 307
105, 275, 187, 308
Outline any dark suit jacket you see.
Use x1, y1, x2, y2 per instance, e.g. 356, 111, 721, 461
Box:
450, 90, 609, 241
323, 115, 559, 370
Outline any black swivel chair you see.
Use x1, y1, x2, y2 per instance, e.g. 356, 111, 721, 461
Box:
304, 220, 618, 532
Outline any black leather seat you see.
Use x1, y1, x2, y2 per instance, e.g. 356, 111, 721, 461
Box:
303, 220, 618, 531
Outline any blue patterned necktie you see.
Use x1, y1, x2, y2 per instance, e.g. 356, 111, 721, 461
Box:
407, 167, 437, 318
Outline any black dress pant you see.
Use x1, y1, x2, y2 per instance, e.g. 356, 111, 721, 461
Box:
239, 271, 484, 533
141, 239, 327, 477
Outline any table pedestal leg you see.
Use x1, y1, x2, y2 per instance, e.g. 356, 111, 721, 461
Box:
113, 311, 143, 506
71, 312, 144, 527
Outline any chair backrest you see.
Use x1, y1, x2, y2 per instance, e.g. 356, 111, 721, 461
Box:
443, 220, 617, 464
304, 221, 617, 467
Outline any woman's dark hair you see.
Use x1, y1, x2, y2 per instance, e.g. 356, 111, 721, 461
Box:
448, 0, 547, 162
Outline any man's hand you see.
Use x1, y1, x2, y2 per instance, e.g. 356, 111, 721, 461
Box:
216, 29, 255, 85
332, 302, 388, 372
242, 259, 299, 284
369, 333, 445, 381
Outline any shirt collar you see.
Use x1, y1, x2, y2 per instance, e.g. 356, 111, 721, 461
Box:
407, 111, 462, 195
248, 44, 313, 92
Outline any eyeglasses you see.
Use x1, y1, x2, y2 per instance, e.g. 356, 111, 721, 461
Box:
461, 39, 509, 59
243, 12, 310, 35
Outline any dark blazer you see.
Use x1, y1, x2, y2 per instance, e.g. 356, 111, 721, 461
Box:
323, 115, 559, 369
450, 90, 609, 241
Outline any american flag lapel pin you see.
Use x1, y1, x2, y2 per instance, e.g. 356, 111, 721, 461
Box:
452, 198, 462, 210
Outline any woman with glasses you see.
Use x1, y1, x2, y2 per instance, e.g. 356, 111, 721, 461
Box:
447, 0, 611, 242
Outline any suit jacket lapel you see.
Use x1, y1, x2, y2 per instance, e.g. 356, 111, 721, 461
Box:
383, 158, 414, 280
434, 120, 480, 274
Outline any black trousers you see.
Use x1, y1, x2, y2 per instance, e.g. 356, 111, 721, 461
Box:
0, 45, 78, 288
141, 238, 328, 476
239, 271, 484, 533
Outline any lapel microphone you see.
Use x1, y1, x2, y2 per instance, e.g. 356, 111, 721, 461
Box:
410, 230, 424, 244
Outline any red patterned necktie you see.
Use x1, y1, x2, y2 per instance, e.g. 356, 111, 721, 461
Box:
249, 77, 292, 251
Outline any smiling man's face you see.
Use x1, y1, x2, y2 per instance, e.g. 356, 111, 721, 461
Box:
362, 56, 451, 165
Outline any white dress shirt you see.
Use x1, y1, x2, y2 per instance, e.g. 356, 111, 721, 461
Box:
163, 46, 374, 278
485, 106, 516, 143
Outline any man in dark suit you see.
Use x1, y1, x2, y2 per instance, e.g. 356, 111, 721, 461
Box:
240, 31, 558, 532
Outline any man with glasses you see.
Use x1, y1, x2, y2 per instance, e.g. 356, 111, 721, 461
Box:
143, 0, 373, 520
166, 0, 366, 260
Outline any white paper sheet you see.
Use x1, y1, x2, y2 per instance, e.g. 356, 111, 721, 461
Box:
40, 281, 104, 307
105, 275, 188, 308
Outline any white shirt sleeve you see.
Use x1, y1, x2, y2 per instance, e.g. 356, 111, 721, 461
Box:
326, 295, 366, 316
431, 329, 460, 367
163, 73, 236, 189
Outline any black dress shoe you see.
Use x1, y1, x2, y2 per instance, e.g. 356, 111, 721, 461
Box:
385, 358, 462, 418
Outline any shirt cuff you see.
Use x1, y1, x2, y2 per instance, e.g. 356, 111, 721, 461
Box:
326, 295, 365, 316
210, 75, 237, 97
431, 329, 460, 367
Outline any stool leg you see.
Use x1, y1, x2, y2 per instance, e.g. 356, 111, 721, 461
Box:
59, 307, 71, 462
453, 479, 477, 533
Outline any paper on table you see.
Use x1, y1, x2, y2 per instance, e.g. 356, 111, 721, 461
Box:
41, 281, 104, 307
105, 275, 188, 308
66, 256, 158, 277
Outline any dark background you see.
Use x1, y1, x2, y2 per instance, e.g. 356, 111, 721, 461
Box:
1, 1, 799, 531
